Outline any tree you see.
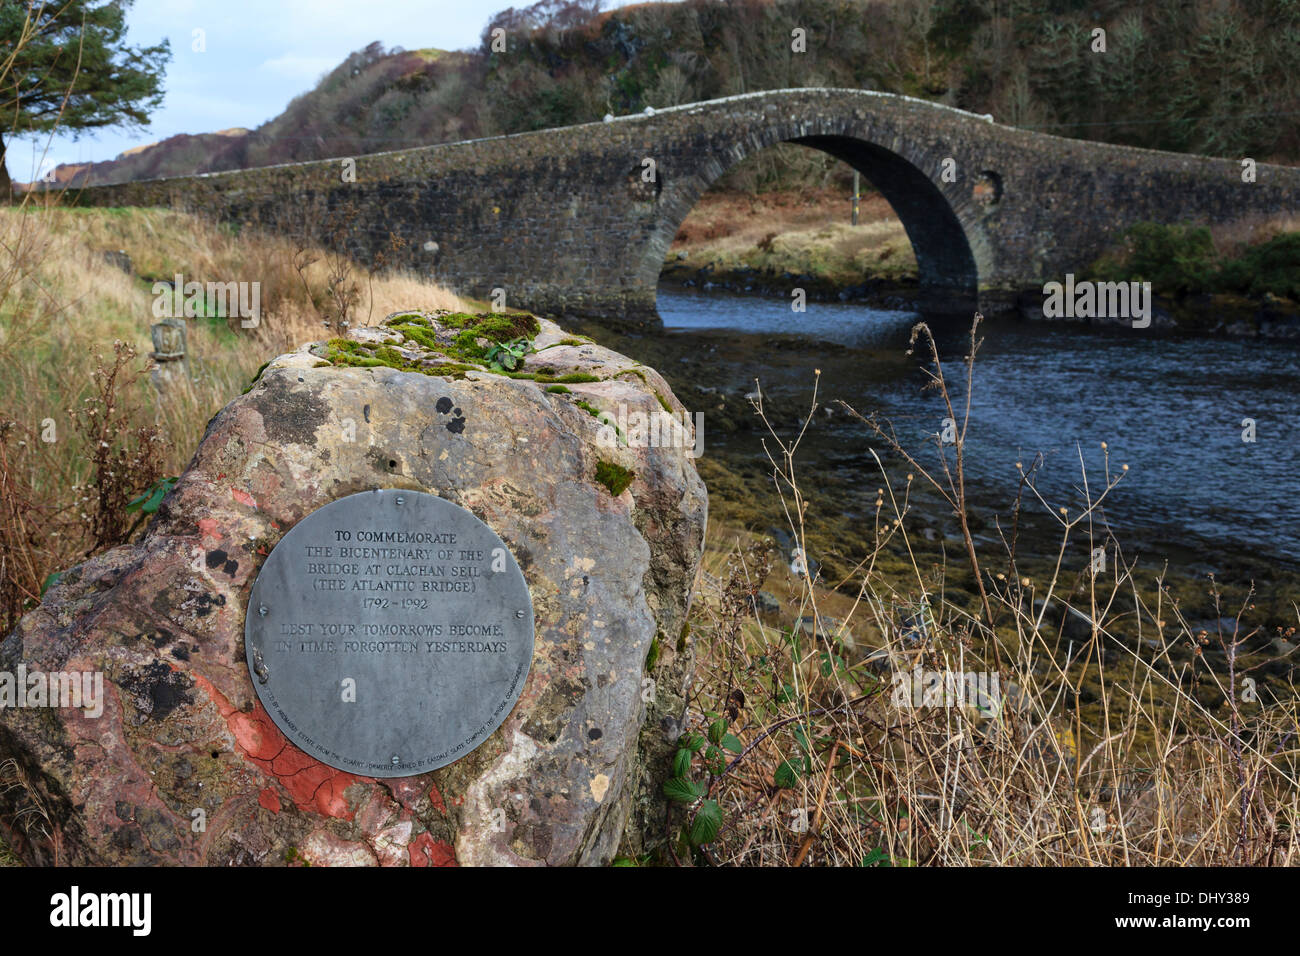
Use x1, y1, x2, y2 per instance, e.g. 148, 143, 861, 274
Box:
0, 0, 169, 199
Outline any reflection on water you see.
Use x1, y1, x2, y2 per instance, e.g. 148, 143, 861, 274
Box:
650, 287, 1300, 567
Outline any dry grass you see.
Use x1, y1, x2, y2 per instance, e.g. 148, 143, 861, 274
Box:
667, 318, 1300, 867
1210, 213, 1300, 260
668, 187, 917, 285
0, 199, 466, 634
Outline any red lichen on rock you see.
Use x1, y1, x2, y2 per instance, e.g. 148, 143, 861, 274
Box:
190, 669, 366, 820
385, 776, 447, 815
408, 831, 457, 867
231, 488, 258, 509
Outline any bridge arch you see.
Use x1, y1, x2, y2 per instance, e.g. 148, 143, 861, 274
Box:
643, 108, 987, 314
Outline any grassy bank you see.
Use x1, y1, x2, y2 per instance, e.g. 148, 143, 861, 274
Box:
662, 187, 918, 299
664, 188, 1300, 334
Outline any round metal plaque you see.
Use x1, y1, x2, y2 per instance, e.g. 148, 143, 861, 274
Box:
244, 489, 534, 777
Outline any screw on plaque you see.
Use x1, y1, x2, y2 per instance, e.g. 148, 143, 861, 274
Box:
515, 609, 525, 619
396, 496, 405, 506
252, 648, 269, 684
391, 755, 400, 766
258, 605, 268, 617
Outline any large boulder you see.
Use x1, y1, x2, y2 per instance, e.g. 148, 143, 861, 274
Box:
0, 311, 706, 866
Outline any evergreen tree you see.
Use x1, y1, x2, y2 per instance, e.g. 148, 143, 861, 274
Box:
0, 0, 169, 199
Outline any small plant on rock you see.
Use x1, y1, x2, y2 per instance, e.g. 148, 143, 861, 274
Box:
484, 336, 533, 372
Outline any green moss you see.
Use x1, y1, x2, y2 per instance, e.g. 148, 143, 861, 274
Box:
325, 338, 372, 356
655, 391, 673, 412
326, 340, 389, 367
425, 363, 480, 377
390, 312, 541, 365
545, 372, 600, 384
241, 359, 271, 394
449, 313, 541, 361
507, 371, 601, 383
645, 635, 661, 670
623, 367, 648, 382
576, 399, 626, 444
677, 621, 690, 653
391, 321, 441, 351
435, 367, 584, 383
322, 312, 552, 380
546, 384, 571, 394
595, 460, 635, 497
323, 337, 475, 379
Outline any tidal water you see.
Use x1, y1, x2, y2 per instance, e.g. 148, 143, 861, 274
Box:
639, 287, 1300, 568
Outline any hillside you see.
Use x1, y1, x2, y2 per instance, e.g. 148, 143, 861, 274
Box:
39, 0, 1300, 189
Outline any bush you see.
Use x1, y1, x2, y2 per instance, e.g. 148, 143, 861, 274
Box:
1216, 233, 1300, 299
1090, 222, 1300, 299
1090, 222, 1217, 295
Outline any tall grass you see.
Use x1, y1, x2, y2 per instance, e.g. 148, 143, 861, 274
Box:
0, 200, 466, 633
668, 317, 1300, 866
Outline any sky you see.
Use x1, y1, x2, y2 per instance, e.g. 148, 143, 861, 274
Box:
4, 0, 558, 182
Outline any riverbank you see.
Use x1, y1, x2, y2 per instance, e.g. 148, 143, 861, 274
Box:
566, 291, 1300, 756
664, 188, 1300, 335
661, 187, 922, 308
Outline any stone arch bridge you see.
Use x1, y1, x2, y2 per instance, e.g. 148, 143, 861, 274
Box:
79, 89, 1300, 326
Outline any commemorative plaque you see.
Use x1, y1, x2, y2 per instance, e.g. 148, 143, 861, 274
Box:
244, 489, 535, 777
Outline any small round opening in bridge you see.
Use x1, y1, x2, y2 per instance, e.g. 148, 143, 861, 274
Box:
973, 171, 1002, 207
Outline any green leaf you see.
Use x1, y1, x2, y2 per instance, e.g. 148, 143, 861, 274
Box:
681, 733, 707, 754
707, 718, 727, 744
774, 759, 801, 789
662, 777, 705, 804
793, 723, 810, 752
40, 571, 64, 597
672, 748, 692, 778
720, 733, 743, 754
688, 799, 722, 846
703, 745, 725, 776
126, 476, 177, 514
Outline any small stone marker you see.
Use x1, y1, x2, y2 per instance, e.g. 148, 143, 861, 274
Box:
244, 489, 534, 777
